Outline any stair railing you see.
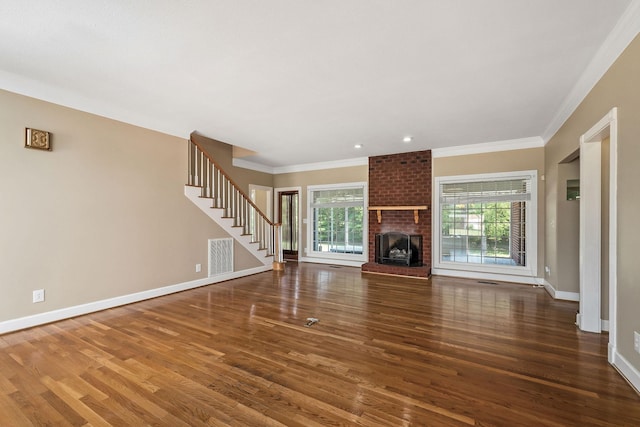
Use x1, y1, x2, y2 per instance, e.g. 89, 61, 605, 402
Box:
187, 137, 282, 263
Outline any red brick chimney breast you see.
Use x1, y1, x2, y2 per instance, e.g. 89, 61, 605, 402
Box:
362, 150, 432, 278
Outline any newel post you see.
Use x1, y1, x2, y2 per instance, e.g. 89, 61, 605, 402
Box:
272, 223, 285, 271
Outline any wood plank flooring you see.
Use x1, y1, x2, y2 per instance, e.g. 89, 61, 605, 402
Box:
1, 263, 639, 426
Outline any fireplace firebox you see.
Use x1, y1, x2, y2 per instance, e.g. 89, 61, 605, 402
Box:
375, 232, 423, 267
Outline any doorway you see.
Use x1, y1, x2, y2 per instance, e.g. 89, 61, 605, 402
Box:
278, 190, 299, 261
578, 108, 618, 364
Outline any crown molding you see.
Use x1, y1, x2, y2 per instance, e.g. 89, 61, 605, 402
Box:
542, 0, 640, 142
232, 158, 276, 174
233, 156, 369, 175
431, 136, 544, 158
275, 156, 368, 174
238, 137, 544, 171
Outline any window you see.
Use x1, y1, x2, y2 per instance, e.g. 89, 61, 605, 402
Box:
307, 183, 367, 261
434, 171, 537, 277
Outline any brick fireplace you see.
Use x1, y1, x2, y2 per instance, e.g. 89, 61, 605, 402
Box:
361, 150, 432, 278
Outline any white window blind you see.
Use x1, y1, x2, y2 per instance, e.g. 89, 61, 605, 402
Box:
440, 178, 532, 204
311, 188, 364, 208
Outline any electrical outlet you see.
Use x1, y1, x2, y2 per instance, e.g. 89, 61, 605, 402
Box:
634, 331, 640, 354
195, 263, 202, 273
545, 266, 551, 275
32, 289, 45, 303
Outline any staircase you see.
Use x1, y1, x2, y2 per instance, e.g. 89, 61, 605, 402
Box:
185, 136, 282, 270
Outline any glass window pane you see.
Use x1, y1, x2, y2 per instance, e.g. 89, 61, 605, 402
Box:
440, 178, 530, 267
311, 186, 365, 256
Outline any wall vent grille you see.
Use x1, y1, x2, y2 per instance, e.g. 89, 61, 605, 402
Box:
208, 238, 233, 277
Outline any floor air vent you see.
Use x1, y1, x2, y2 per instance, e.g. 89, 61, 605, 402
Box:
208, 238, 233, 277
477, 280, 499, 285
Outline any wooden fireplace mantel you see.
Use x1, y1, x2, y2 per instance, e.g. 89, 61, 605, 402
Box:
368, 205, 428, 224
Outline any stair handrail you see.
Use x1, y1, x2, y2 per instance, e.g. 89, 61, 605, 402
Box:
188, 136, 274, 227
187, 135, 283, 263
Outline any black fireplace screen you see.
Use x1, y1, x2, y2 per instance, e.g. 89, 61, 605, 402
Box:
375, 232, 423, 267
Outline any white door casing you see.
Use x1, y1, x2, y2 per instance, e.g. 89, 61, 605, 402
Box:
578, 108, 618, 365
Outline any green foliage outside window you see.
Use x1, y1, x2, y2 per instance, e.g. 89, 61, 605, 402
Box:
311, 187, 364, 254
441, 202, 512, 258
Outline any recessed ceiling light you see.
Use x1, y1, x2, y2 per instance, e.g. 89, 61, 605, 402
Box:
403, 136, 413, 143
354, 144, 363, 149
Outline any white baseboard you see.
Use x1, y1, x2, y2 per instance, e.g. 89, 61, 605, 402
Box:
612, 350, 640, 395
543, 279, 580, 301
545, 281, 611, 331
431, 268, 542, 286
0, 265, 271, 335
299, 257, 364, 268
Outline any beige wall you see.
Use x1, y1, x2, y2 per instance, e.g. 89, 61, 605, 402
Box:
251, 186, 271, 220
433, 147, 545, 278
545, 34, 640, 369
0, 89, 259, 323
556, 159, 580, 294
274, 165, 367, 258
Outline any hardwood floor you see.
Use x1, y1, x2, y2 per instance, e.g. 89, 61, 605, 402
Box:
1, 263, 639, 426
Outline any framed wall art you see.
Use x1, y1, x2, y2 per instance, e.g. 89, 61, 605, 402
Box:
25, 128, 51, 151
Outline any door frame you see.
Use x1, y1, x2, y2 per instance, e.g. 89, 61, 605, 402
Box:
578, 108, 618, 363
275, 186, 302, 259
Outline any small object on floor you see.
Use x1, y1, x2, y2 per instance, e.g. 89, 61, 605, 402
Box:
533, 284, 545, 288
305, 317, 319, 327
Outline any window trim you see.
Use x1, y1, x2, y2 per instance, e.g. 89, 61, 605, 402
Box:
306, 182, 368, 262
433, 170, 537, 278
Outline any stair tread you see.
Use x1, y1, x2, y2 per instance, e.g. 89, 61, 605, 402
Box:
185, 171, 272, 267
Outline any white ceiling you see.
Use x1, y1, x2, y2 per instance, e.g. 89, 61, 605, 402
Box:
1, 1, 638, 169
